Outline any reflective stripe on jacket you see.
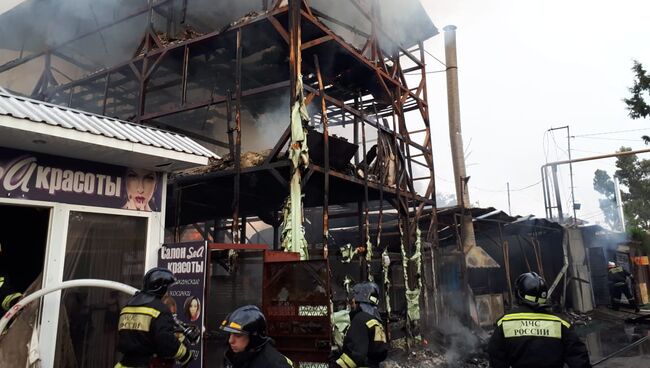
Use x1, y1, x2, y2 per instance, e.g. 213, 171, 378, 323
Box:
488, 306, 591, 368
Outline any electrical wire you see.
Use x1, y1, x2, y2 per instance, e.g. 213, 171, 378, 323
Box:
436, 174, 542, 193
548, 130, 567, 210
471, 180, 542, 193
423, 48, 446, 67
543, 131, 551, 164
550, 130, 569, 156
573, 127, 650, 137
573, 136, 645, 142
405, 69, 447, 75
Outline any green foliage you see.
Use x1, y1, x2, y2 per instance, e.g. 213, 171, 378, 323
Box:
624, 60, 650, 119
593, 61, 650, 254
629, 227, 650, 256
614, 147, 650, 230
592, 169, 620, 229
594, 147, 650, 255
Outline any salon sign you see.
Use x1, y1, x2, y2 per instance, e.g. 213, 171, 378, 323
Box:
159, 241, 207, 368
0, 147, 163, 211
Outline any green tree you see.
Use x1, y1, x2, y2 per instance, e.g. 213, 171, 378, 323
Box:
624, 60, 650, 120
592, 169, 620, 230
594, 147, 650, 232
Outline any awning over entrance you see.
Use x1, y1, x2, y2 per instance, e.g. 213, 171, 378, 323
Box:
0, 89, 216, 171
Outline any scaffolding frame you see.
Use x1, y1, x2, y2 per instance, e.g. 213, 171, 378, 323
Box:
0, 0, 440, 340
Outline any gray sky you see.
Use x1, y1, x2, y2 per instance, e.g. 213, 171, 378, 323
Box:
420, 0, 650, 226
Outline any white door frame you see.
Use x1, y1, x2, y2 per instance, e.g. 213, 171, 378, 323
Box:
0, 197, 163, 367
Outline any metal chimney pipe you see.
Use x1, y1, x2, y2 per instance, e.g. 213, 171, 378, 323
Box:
444, 25, 477, 253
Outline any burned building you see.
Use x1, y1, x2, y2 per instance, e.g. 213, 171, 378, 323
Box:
0, 0, 441, 366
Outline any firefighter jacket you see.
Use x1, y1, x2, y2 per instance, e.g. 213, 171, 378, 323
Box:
115, 293, 192, 368
224, 340, 293, 368
608, 266, 631, 286
0, 274, 22, 312
487, 305, 591, 368
335, 308, 388, 368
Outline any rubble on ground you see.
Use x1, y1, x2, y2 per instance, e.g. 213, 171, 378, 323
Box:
566, 310, 592, 326
381, 349, 489, 368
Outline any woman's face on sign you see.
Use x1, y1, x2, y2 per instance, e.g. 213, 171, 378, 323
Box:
189, 298, 200, 319
125, 168, 156, 211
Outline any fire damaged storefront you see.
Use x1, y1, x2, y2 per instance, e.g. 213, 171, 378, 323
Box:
0, 92, 213, 367
0, 0, 441, 367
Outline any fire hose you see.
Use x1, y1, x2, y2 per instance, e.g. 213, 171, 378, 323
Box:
0, 279, 201, 368
0, 279, 138, 335
591, 335, 650, 366
0, 279, 201, 345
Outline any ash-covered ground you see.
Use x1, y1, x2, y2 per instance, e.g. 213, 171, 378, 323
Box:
382, 349, 489, 368
381, 316, 491, 368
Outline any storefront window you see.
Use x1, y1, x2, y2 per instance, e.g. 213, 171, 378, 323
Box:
55, 211, 147, 368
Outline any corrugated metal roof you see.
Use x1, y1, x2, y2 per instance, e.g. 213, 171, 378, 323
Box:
0, 90, 217, 159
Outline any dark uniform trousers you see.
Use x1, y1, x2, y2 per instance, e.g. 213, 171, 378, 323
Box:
488, 306, 591, 368
224, 342, 294, 368
608, 266, 638, 310
335, 310, 388, 368
0, 275, 22, 312
115, 297, 192, 368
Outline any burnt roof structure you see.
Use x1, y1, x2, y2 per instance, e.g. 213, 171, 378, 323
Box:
0, 0, 442, 359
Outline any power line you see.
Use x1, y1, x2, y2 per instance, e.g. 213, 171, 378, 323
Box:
573, 128, 650, 137
550, 130, 569, 157
435, 175, 541, 193
471, 180, 542, 193
405, 69, 447, 75
423, 48, 446, 67
573, 136, 644, 142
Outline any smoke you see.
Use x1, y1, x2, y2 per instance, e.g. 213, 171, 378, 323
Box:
310, 0, 438, 56
437, 316, 483, 364
180, 0, 264, 33
0, 0, 146, 65
240, 91, 290, 152
437, 192, 457, 207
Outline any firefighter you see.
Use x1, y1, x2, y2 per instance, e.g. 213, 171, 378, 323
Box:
488, 272, 591, 368
607, 261, 640, 312
220, 304, 293, 368
115, 267, 194, 368
0, 242, 22, 312
335, 282, 388, 368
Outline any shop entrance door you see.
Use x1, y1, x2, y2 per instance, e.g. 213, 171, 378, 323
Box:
0, 204, 49, 293
0, 204, 49, 365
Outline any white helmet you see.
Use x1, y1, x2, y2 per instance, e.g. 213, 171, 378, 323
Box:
608, 261, 616, 269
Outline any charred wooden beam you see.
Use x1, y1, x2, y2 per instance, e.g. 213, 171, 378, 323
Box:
314, 54, 330, 251
231, 28, 243, 243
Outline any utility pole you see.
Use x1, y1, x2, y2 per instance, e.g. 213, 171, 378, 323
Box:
507, 182, 511, 215
548, 126, 577, 224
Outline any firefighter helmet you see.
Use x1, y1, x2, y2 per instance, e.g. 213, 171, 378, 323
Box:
352, 281, 381, 306
142, 267, 176, 297
515, 272, 548, 308
220, 305, 269, 350
608, 261, 616, 269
